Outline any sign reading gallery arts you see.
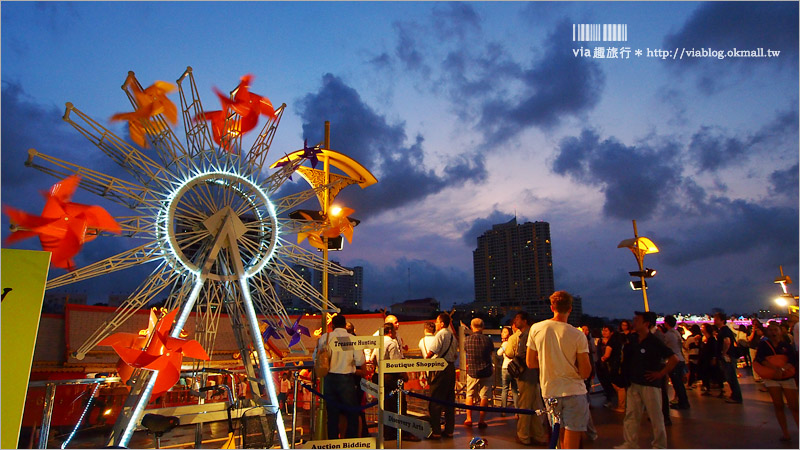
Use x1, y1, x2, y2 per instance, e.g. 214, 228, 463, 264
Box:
381, 358, 447, 373
300, 437, 376, 449
384, 411, 431, 439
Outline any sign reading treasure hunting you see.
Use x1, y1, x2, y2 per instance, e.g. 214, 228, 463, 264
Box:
384, 411, 431, 439
331, 335, 380, 351
360, 378, 380, 398
381, 357, 447, 373
300, 437, 376, 449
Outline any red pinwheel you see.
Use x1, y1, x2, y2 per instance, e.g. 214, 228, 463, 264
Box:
195, 74, 276, 153
284, 317, 310, 347
3, 175, 121, 271
98, 308, 209, 398
111, 80, 177, 148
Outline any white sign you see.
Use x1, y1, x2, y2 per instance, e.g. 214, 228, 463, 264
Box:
384, 411, 431, 439
359, 378, 379, 399
381, 358, 447, 373
331, 335, 380, 351
300, 437, 376, 449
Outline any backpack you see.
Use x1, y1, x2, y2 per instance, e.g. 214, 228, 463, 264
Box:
315, 334, 331, 378
508, 329, 530, 378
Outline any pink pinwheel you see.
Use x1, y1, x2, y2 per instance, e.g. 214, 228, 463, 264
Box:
3, 175, 121, 271
98, 308, 209, 398
111, 80, 177, 148
284, 317, 310, 347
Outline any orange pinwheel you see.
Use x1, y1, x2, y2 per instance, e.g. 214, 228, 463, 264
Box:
111, 80, 177, 148
296, 207, 356, 250
3, 175, 121, 271
195, 74, 276, 152
98, 308, 209, 398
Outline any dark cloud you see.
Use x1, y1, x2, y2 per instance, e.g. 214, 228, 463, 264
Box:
688, 109, 798, 172
768, 163, 799, 200
460, 210, 521, 247
431, 2, 481, 41
479, 20, 604, 144
552, 129, 683, 220
354, 257, 474, 309
663, 2, 798, 92
296, 73, 486, 218
393, 22, 431, 77
662, 198, 798, 267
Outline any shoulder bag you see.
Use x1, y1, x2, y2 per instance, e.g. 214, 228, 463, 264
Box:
753, 340, 796, 380
315, 333, 331, 378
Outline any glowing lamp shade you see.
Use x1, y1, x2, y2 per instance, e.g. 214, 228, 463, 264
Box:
775, 297, 789, 307
617, 237, 660, 254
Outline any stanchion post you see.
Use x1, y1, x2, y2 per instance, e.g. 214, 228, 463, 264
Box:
397, 379, 404, 449
292, 371, 299, 449
38, 383, 56, 449
377, 326, 385, 449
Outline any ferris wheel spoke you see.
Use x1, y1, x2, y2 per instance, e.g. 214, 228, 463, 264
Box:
242, 104, 286, 179
116, 216, 157, 238
63, 103, 175, 192
24, 149, 160, 210
71, 260, 182, 360
274, 237, 354, 276
46, 241, 164, 289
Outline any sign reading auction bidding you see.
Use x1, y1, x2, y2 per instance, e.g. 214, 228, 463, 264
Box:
331, 335, 380, 351
300, 437, 376, 449
384, 411, 432, 439
1, 249, 51, 449
381, 357, 447, 373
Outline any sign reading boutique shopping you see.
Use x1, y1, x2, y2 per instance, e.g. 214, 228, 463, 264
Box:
381, 358, 447, 373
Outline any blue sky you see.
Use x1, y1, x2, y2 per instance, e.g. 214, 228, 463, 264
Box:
2, 1, 798, 320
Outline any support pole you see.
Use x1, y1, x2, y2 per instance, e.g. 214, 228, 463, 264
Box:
38, 383, 56, 449
632, 220, 650, 312
397, 379, 404, 449
316, 121, 332, 440
292, 371, 300, 449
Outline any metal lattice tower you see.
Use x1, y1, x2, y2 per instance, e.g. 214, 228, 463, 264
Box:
21, 67, 375, 448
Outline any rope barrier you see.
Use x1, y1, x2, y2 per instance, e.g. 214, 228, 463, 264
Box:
403, 389, 543, 416
299, 382, 381, 413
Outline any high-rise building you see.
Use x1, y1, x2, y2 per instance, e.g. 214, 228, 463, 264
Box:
280, 262, 363, 313
473, 218, 555, 321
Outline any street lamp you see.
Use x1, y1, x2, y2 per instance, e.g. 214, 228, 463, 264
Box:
618, 219, 659, 312
773, 265, 799, 314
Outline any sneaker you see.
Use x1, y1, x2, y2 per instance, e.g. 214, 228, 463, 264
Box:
477, 421, 488, 429
427, 433, 441, 440
463, 420, 473, 427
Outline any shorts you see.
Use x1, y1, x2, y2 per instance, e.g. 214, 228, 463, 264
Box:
465, 375, 493, 400
763, 378, 798, 389
546, 394, 590, 432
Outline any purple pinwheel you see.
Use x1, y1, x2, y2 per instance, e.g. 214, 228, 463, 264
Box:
300, 139, 322, 169
284, 317, 310, 347
262, 320, 283, 342
273, 153, 295, 180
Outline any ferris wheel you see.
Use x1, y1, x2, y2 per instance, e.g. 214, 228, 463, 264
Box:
14, 67, 376, 447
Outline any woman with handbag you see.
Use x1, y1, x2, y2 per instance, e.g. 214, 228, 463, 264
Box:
754, 322, 798, 442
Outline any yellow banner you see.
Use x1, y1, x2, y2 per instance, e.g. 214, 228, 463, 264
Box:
1, 249, 51, 449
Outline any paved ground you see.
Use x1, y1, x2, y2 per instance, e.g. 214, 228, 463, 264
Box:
62, 373, 798, 448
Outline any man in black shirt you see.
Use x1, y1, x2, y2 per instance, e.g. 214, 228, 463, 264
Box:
713, 312, 743, 403
615, 311, 678, 449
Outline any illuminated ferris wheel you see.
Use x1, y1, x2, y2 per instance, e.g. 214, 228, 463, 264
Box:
15, 67, 376, 447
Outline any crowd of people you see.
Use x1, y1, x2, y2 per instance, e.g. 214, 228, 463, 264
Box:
311, 297, 799, 448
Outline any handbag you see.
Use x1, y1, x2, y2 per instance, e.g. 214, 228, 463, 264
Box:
507, 356, 526, 378
753, 340, 796, 380
315, 334, 331, 378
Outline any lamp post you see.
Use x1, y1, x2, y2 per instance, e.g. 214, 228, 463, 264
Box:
773, 265, 799, 315
617, 220, 659, 312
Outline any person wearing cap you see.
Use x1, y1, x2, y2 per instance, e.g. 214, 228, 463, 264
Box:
614, 311, 678, 449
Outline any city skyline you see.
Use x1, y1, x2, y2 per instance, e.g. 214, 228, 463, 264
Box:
1, 2, 798, 320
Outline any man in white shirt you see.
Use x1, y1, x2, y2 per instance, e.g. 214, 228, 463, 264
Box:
314, 314, 365, 439
418, 321, 437, 387
527, 291, 592, 449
